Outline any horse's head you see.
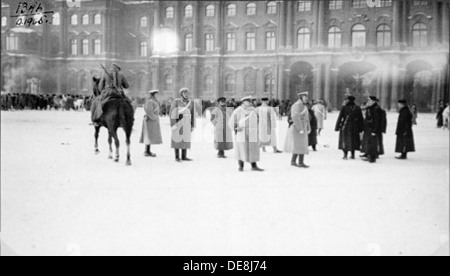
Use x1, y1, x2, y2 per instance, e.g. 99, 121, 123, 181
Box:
92, 76, 101, 97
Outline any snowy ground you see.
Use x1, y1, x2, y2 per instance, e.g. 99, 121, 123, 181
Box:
1, 108, 449, 256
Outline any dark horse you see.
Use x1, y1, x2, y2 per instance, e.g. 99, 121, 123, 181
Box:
92, 77, 135, 166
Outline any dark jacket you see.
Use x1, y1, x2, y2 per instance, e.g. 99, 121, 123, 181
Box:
395, 106, 415, 153
362, 103, 383, 156
335, 101, 364, 151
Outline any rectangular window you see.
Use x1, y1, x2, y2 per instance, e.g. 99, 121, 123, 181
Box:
94, 39, 101, 55
246, 32, 256, 51
329, 0, 343, 10
6, 36, 18, 50
298, 1, 312, 12
328, 33, 341, 49
266, 32, 276, 50
226, 33, 236, 51
82, 39, 89, 55
380, 0, 392, 7
71, 39, 78, 55
140, 41, 148, 57
413, 1, 428, 6
185, 34, 193, 51
353, 0, 365, 8
205, 34, 215, 52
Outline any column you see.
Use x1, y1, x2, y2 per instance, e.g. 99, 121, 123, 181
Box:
390, 64, 400, 111
313, 1, 320, 47
215, 1, 223, 51
376, 71, 382, 106
151, 62, 160, 91
432, 1, 440, 46
313, 64, 322, 100
192, 63, 199, 99
174, 2, 181, 51
392, 0, 401, 48
317, 0, 326, 48
193, 2, 201, 52
279, 2, 286, 48
59, 4, 68, 56
286, 1, 294, 49
399, 68, 406, 100
324, 63, 331, 104
431, 70, 439, 112
276, 63, 285, 100
381, 66, 390, 110
215, 64, 221, 99
401, 0, 408, 47
442, 2, 449, 47
331, 68, 339, 110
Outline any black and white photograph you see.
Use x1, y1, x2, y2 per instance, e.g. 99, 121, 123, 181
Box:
1, 0, 449, 257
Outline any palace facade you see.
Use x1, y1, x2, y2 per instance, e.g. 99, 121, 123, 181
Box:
1, 0, 449, 111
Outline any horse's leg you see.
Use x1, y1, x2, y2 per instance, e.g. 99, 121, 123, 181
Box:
94, 125, 101, 154
108, 133, 113, 159
125, 128, 132, 166
111, 129, 120, 162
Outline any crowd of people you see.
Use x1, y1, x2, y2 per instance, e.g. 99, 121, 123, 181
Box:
0, 93, 93, 111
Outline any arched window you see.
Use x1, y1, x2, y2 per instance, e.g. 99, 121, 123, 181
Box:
71, 14, 78, 25
247, 3, 256, 15
206, 5, 215, 17
329, 0, 343, 10
52, 13, 60, 25
351, 24, 366, 47
185, 5, 193, 18
226, 33, 236, 51
204, 75, 213, 92
244, 74, 256, 93
328, 26, 342, 49
165, 74, 173, 92
264, 74, 275, 93
225, 74, 235, 92
1, 16, 7, 27
82, 14, 89, 25
94, 14, 101, 25
140, 16, 147, 27
377, 24, 391, 47
267, 2, 277, 14
297, 28, 311, 50
412, 23, 428, 47
166, 7, 174, 19
298, 1, 312, 12
185, 33, 193, 51
227, 4, 236, 16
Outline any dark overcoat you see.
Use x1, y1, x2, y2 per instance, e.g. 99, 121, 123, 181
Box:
395, 106, 416, 153
335, 102, 364, 151
361, 104, 383, 157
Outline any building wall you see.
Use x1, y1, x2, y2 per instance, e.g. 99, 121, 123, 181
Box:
1, 0, 449, 111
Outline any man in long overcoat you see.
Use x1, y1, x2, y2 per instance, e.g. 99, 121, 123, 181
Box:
395, 99, 415, 160
211, 97, 234, 158
256, 97, 282, 153
284, 92, 311, 168
170, 88, 195, 162
140, 90, 163, 157
228, 96, 263, 172
335, 96, 364, 160
362, 96, 382, 163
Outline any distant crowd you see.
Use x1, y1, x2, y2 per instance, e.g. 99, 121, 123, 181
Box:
0, 93, 93, 111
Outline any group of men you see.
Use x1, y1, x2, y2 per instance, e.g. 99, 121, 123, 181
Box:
0, 93, 91, 111
93, 63, 416, 172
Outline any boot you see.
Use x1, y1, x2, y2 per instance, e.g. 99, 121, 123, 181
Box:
175, 149, 181, 162
343, 151, 348, 160
218, 150, 226, 158
312, 145, 317, 151
182, 149, 193, 161
291, 154, 301, 167
299, 155, 309, 168
351, 151, 356, 160
144, 145, 151, 157
251, 163, 264, 172
274, 147, 282, 153
396, 153, 407, 160
238, 161, 244, 172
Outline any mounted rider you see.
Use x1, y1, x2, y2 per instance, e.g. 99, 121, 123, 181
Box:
91, 63, 131, 124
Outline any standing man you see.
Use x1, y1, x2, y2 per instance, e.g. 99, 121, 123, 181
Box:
361, 96, 382, 163
257, 97, 282, 153
312, 100, 327, 136
211, 97, 234, 158
170, 88, 195, 162
284, 92, 311, 168
228, 96, 263, 172
335, 96, 364, 160
140, 90, 163, 157
395, 100, 415, 160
